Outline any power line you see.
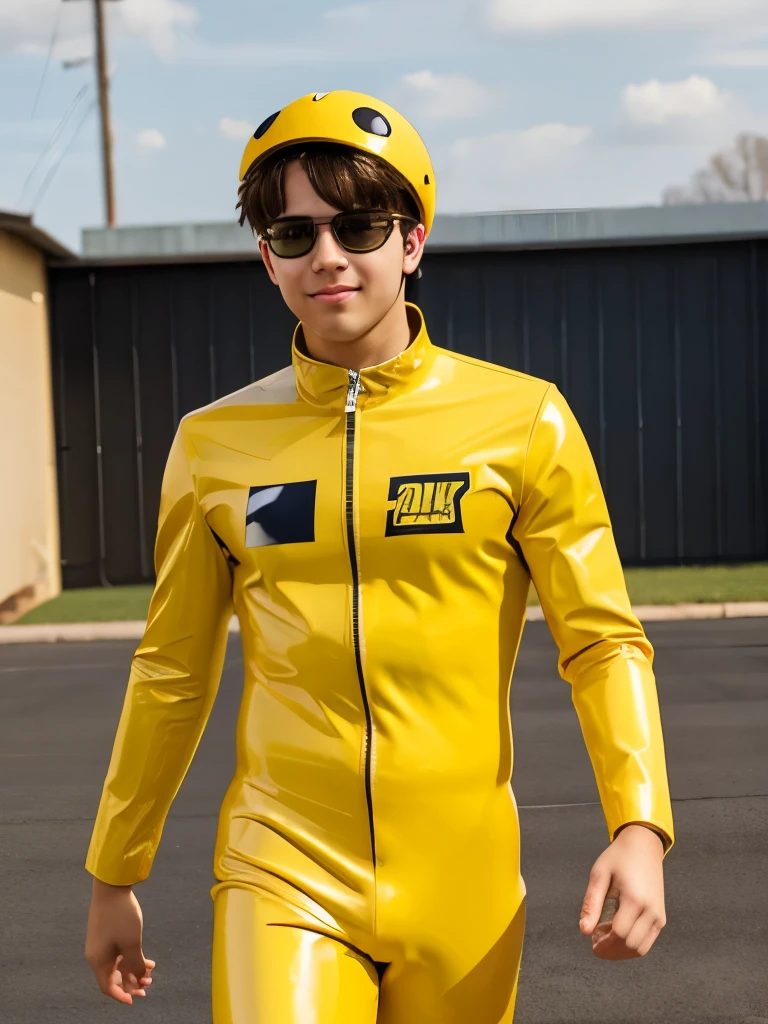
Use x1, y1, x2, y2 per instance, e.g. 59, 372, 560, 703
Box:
18, 84, 91, 209
30, 96, 98, 213
30, 0, 64, 119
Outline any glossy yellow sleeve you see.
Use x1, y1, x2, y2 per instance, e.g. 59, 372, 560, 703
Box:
514, 385, 675, 858
84, 423, 234, 886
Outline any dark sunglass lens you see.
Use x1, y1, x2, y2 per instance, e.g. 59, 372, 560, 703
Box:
336, 212, 391, 252
268, 220, 314, 257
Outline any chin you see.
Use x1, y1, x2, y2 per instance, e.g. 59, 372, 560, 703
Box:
316, 319, 371, 343
304, 305, 379, 342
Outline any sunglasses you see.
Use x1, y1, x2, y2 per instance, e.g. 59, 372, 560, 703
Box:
262, 208, 419, 259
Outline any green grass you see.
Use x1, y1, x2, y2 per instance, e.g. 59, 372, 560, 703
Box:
5, 563, 767, 626
527, 562, 768, 607
12, 585, 154, 624
619, 563, 768, 606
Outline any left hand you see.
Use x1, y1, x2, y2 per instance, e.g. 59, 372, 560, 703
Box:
579, 824, 667, 960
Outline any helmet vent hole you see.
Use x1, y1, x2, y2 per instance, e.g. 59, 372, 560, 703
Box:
313, 93, 330, 101
254, 110, 281, 140
424, 174, 430, 185
352, 107, 392, 137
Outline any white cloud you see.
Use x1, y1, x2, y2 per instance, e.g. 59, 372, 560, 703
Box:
437, 67, 768, 214
219, 117, 256, 141
439, 121, 596, 215
608, 75, 768, 146
14, 37, 93, 63
438, 126, 729, 213
622, 76, 728, 125
485, 0, 765, 33
518, 123, 593, 149
449, 122, 592, 172
700, 48, 768, 67
119, 0, 198, 55
438, 121, 596, 212
137, 128, 166, 150
0, 0, 452, 69
1, 0, 90, 55
0, 0, 197, 59
398, 71, 498, 120
14, 41, 47, 57
165, 39, 341, 67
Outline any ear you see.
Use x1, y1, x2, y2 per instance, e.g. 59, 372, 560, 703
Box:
260, 239, 280, 285
403, 223, 426, 277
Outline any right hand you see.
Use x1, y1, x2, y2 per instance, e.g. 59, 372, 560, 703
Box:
85, 878, 156, 1005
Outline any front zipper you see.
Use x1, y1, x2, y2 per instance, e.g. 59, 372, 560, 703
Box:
344, 369, 376, 867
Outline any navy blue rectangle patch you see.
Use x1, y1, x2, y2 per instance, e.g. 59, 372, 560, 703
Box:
245, 480, 317, 548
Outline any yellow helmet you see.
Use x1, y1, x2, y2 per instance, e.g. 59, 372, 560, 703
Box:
239, 90, 436, 236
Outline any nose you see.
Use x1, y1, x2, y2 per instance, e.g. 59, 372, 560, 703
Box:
311, 223, 349, 273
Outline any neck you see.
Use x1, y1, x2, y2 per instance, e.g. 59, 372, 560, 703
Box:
300, 291, 415, 372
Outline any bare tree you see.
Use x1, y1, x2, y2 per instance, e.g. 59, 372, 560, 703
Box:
662, 132, 768, 204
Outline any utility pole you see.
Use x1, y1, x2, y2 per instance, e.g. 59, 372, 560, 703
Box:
93, 0, 116, 226
63, 0, 121, 226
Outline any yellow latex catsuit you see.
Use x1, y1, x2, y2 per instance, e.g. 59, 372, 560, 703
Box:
84, 302, 675, 1023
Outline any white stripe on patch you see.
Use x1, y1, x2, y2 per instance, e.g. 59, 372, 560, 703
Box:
246, 521, 277, 548
247, 485, 284, 518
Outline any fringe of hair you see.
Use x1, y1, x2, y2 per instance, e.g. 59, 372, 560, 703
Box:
237, 142, 421, 239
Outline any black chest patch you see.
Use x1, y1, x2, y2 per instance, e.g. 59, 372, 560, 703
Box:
245, 480, 317, 547
385, 472, 470, 537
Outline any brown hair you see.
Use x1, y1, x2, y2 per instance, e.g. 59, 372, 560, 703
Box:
237, 142, 421, 240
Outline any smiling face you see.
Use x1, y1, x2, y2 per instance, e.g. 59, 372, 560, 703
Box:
259, 160, 425, 347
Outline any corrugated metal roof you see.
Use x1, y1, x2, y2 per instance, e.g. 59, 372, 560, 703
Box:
68, 199, 768, 265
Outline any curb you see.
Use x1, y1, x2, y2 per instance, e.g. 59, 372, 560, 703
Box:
1, 603, 767, 644
526, 601, 768, 623
0, 616, 241, 645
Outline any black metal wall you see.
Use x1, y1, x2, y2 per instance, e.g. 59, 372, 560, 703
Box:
49, 239, 768, 588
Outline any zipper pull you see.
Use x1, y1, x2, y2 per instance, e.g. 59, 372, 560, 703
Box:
345, 369, 362, 412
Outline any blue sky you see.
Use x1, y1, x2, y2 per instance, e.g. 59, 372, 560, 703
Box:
2, 0, 768, 252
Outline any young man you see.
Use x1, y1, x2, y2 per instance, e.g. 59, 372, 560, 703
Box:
84, 91, 675, 1023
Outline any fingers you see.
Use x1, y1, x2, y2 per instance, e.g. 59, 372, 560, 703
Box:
86, 953, 131, 1004
104, 954, 155, 1003
591, 901, 665, 960
611, 893, 664, 947
607, 893, 639, 941
110, 972, 152, 1000
581, 833, 667, 960
579, 864, 613, 935
626, 908, 665, 957
104, 965, 139, 1004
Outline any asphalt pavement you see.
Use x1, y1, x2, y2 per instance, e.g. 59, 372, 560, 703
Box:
1, 619, 766, 1023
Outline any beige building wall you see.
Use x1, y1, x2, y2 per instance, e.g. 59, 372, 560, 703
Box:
0, 230, 61, 622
